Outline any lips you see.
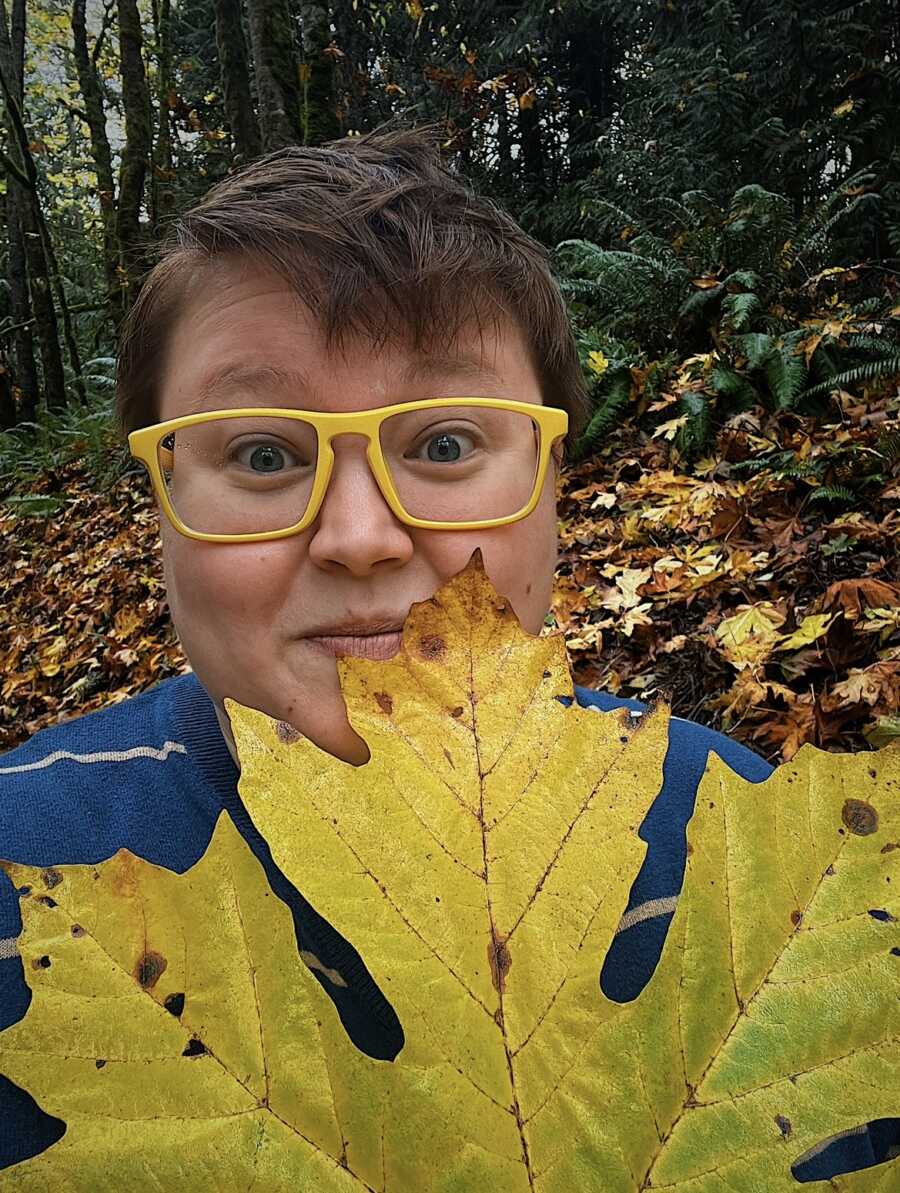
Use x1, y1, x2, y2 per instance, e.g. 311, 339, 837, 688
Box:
305, 631, 403, 660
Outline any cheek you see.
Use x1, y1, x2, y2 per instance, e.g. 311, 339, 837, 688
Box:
161, 531, 298, 631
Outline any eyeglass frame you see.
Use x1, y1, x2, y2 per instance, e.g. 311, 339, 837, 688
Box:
127, 396, 569, 543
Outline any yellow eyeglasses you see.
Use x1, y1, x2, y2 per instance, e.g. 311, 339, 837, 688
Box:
128, 397, 568, 543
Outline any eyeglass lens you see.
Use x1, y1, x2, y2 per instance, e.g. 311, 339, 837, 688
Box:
157, 406, 542, 534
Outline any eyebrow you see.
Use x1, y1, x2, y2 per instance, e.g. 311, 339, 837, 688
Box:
187, 356, 506, 413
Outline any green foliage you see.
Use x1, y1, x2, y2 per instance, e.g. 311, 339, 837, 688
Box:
555, 171, 900, 462
0, 361, 134, 500
574, 368, 633, 459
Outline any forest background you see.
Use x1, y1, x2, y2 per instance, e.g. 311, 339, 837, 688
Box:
0, 0, 898, 764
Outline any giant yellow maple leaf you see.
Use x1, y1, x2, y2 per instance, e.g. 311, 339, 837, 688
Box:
0, 554, 898, 1189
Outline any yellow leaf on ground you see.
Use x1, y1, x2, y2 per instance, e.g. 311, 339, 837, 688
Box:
776, 612, 836, 651
714, 601, 786, 667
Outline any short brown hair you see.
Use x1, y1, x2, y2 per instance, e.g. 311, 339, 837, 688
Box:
115, 122, 590, 457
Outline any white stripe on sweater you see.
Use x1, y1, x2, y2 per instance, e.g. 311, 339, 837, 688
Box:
616, 895, 678, 933
0, 741, 187, 775
0, 937, 17, 960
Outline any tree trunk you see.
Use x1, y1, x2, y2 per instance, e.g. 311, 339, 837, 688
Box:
4, 177, 38, 423
518, 92, 546, 197
565, 14, 618, 181
71, 0, 120, 324
298, 1, 338, 145
246, 0, 303, 150
116, 0, 153, 312
496, 89, 512, 189
0, 0, 67, 413
213, 0, 261, 165
149, 0, 175, 238
0, 347, 15, 429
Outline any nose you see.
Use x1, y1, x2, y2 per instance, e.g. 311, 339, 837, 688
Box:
306, 435, 415, 576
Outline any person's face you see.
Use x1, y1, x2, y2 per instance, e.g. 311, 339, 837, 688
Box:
156, 257, 561, 766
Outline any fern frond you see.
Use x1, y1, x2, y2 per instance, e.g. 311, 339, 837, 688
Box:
735, 332, 776, 370
573, 370, 634, 459
875, 430, 900, 462
808, 485, 856, 504
764, 340, 808, 409
802, 354, 900, 398
723, 291, 761, 331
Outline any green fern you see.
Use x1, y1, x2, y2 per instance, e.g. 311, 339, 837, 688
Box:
802, 353, 900, 399
875, 429, 900, 462
723, 291, 761, 331
764, 334, 808, 408
573, 369, 634, 460
808, 484, 856, 505
675, 391, 713, 461
735, 332, 776, 370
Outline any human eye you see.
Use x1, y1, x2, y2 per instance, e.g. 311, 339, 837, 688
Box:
406, 425, 479, 464
230, 438, 308, 474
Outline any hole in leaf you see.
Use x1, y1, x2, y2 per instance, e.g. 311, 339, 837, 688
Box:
792, 1118, 900, 1182
164, 992, 185, 1017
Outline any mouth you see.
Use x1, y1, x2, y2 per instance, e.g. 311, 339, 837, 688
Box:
304, 631, 404, 660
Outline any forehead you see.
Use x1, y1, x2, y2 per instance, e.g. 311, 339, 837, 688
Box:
158, 257, 538, 421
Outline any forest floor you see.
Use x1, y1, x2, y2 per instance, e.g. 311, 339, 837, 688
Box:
2, 388, 899, 763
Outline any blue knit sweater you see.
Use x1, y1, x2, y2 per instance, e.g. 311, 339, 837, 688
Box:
0, 672, 894, 1180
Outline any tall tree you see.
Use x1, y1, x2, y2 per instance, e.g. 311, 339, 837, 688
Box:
71, 0, 120, 324
0, 0, 66, 413
213, 0, 261, 164
247, 0, 302, 149
298, 1, 339, 145
150, 0, 176, 237
116, 0, 153, 313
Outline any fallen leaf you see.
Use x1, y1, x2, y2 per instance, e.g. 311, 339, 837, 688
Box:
776, 613, 836, 652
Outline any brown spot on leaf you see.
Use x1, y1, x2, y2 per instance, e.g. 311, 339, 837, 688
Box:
95, 1059, 106, 1069
443, 748, 455, 770
488, 928, 511, 995
842, 798, 878, 836
450, 706, 464, 718
32, 955, 51, 969
374, 691, 393, 715
41, 868, 62, 889
494, 1007, 504, 1028
182, 1037, 207, 1057
71, 924, 85, 938
419, 635, 445, 661
275, 721, 301, 744
300, 949, 348, 988
36, 896, 56, 908
790, 910, 802, 927
775, 1114, 792, 1137
824, 864, 835, 875
881, 842, 899, 854
134, 950, 167, 990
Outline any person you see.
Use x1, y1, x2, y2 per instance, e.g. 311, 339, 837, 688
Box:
0, 123, 893, 1180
